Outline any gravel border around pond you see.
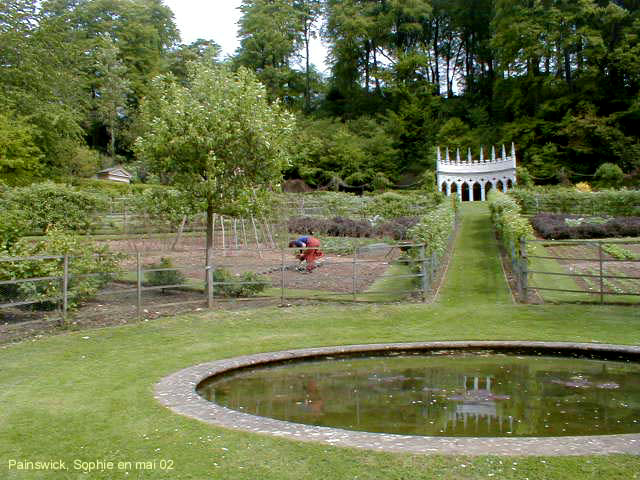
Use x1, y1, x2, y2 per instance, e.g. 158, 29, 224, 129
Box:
155, 341, 640, 456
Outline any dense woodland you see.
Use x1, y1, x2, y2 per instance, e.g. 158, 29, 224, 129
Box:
1, 0, 639, 190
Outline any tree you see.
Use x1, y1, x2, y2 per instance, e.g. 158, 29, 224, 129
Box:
92, 34, 131, 157
235, 0, 301, 103
1, 0, 88, 170
134, 63, 295, 265
293, 0, 323, 112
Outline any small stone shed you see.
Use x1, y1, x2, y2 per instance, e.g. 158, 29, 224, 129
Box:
96, 166, 132, 184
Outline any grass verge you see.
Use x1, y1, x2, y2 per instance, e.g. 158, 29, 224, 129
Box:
1, 303, 639, 479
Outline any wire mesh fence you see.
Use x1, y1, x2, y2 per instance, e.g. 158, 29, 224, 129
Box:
1, 240, 457, 334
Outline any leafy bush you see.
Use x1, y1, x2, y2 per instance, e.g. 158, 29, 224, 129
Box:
0, 229, 121, 309
531, 213, 640, 239
575, 182, 592, 192
509, 187, 640, 216
594, 163, 624, 189
1, 182, 109, 235
144, 257, 186, 289
0, 208, 30, 249
211, 268, 268, 297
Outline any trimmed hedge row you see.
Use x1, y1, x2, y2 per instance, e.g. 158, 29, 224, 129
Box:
488, 191, 533, 257
509, 187, 640, 216
531, 213, 640, 239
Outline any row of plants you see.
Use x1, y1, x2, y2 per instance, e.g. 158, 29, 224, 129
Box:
488, 191, 534, 258
283, 191, 443, 221
531, 213, 640, 240
287, 216, 420, 240
406, 199, 458, 258
509, 187, 640, 216
602, 244, 640, 261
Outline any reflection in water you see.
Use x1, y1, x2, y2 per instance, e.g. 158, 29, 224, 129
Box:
197, 352, 640, 437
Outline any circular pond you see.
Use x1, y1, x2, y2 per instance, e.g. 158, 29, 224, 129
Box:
197, 350, 640, 437
155, 342, 640, 455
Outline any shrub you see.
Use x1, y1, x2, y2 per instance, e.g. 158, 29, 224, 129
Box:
0, 208, 30, 249
575, 182, 592, 192
211, 268, 268, 297
1, 182, 109, 234
144, 258, 186, 290
0, 229, 121, 309
594, 163, 624, 189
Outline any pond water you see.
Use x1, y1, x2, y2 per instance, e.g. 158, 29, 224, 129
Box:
196, 351, 640, 437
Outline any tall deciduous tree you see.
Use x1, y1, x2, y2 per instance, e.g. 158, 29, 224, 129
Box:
92, 34, 131, 157
134, 63, 296, 264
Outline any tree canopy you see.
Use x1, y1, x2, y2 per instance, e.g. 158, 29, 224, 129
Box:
134, 62, 296, 256
0, 0, 638, 189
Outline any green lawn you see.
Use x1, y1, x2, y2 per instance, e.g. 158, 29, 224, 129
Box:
1, 202, 638, 480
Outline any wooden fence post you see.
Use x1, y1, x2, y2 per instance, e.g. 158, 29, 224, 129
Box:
420, 245, 427, 301
136, 251, 142, 319
280, 247, 286, 306
598, 241, 604, 304
62, 254, 69, 322
207, 246, 213, 309
520, 237, 528, 302
352, 242, 358, 301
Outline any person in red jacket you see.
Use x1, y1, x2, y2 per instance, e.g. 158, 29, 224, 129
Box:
289, 236, 323, 272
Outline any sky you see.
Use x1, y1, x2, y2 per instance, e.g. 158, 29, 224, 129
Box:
163, 0, 328, 72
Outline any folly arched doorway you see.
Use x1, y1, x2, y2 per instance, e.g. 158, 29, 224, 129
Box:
473, 182, 482, 201
461, 182, 470, 202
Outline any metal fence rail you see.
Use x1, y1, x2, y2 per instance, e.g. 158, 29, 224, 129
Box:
0, 240, 455, 327
510, 239, 640, 304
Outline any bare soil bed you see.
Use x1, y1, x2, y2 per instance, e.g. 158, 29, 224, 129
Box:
1, 235, 405, 344
542, 242, 640, 298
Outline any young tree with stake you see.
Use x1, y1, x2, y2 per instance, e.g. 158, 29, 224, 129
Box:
134, 63, 296, 266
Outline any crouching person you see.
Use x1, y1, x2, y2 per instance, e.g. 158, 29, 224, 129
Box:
289, 236, 323, 272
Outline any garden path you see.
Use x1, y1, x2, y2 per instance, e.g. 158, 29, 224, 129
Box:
437, 202, 512, 306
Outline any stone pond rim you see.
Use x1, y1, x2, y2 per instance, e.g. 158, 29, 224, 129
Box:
154, 341, 640, 456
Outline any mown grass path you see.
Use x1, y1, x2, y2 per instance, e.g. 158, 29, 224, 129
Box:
438, 202, 512, 306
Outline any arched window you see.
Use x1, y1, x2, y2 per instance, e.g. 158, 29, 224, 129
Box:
485, 181, 493, 196
507, 178, 513, 189
441, 182, 448, 195
497, 180, 504, 192
450, 182, 458, 196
